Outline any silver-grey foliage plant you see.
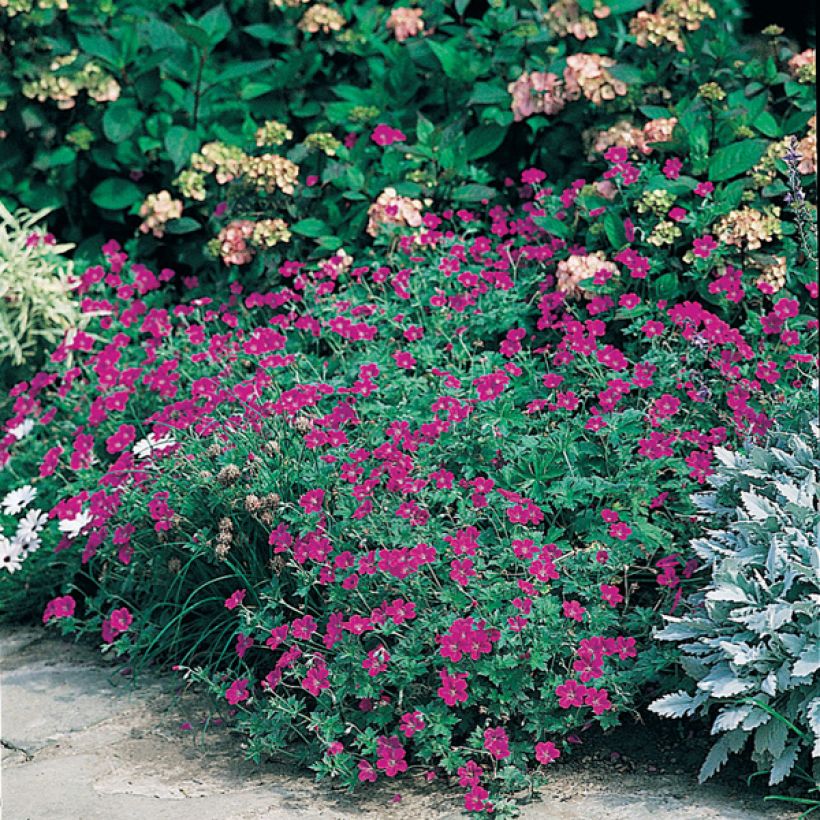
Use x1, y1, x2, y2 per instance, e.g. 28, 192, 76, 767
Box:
650, 420, 820, 786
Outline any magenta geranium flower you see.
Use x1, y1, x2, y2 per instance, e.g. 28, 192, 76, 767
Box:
371, 124, 407, 146
483, 726, 510, 760
224, 588, 246, 610
42, 594, 76, 623
535, 741, 561, 764
693, 234, 718, 259
225, 678, 250, 705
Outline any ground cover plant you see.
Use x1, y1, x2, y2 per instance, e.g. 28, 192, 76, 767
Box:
2, 139, 818, 811
0, 0, 817, 816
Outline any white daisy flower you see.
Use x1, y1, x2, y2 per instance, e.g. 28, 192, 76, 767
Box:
58, 509, 93, 540
16, 508, 48, 541
11, 530, 41, 554
8, 418, 34, 441
0, 535, 23, 574
133, 432, 175, 460
1, 485, 37, 516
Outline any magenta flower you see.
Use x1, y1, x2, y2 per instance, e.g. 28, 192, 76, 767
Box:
555, 678, 587, 708
299, 488, 325, 513
437, 669, 469, 706
562, 600, 586, 622
376, 735, 407, 777
693, 234, 718, 259
535, 741, 561, 764
663, 157, 683, 179
42, 594, 76, 623
483, 726, 511, 760
600, 584, 624, 607
108, 606, 133, 635
371, 124, 407, 146
609, 521, 632, 541
399, 710, 426, 738
521, 167, 546, 185
358, 760, 377, 782
225, 678, 250, 705
224, 588, 246, 610
585, 686, 613, 715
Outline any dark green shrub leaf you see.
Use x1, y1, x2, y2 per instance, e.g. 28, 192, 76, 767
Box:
164, 217, 201, 234
452, 183, 496, 202
291, 218, 330, 237
102, 103, 142, 144
198, 4, 232, 46
469, 82, 510, 105
90, 179, 143, 210
465, 124, 507, 160
707, 139, 767, 181
164, 126, 201, 171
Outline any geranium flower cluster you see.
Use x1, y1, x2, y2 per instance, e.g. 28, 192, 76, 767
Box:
1, 142, 814, 814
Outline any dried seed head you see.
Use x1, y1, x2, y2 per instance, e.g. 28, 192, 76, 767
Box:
293, 416, 312, 434
244, 494, 263, 512
217, 464, 242, 485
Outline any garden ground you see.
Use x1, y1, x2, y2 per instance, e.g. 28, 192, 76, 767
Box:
1, 627, 794, 820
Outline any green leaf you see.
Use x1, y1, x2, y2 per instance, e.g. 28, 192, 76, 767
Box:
452, 183, 496, 202
608, 63, 643, 84
464, 124, 507, 160
607, 0, 649, 12
469, 82, 510, 105
213, 59, 276, 85
102, 103, 142, 144
175, 22, 211, 51
46, 146, 76, 168
385, 53, 419, 104
707, 139, 767, 182
164, 126, 200, 171
427, 41, 461, 79
76, 31, 120, 66
291, 218, 329, 237
533, 215, 570, 239
753, 111, 780, 138
244, 23, 292, 45
603, 211, 627, 249
654, 273, 679, 299
90, 178, 143, 210
198, 4, 232, 46
716, 178, 748, 210
416, 114, 435, 145
164, 216, 200, 234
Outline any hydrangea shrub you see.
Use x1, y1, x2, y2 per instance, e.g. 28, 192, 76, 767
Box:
6, 0, 811, 265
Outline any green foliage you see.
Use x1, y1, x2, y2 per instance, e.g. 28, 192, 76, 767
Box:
0, 0, 766, 265
651, 409, 820, 786
0, 201, 79, 384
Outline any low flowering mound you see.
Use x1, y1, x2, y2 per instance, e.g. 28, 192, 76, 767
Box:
0, 143, 816, 812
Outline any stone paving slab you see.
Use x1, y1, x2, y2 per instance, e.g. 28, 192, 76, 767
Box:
0, 627, 795, 820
